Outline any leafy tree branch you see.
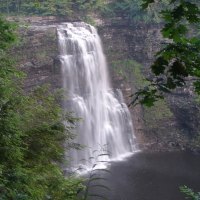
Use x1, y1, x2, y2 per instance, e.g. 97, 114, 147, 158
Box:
130, 0, 200, 107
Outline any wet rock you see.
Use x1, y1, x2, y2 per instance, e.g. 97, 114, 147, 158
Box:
24, 62, 34, 68
99, 21, 200, 152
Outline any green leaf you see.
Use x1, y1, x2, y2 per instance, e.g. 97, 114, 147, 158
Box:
141, 0, 155, 9
151, 57, 168, 75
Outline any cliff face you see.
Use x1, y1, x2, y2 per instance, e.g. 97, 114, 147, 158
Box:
98, 21, 200, 152
14, 17, 200, 152
13, 17, 61, 91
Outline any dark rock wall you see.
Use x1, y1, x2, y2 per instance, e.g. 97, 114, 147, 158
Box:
98, 22, 200, 152
13, 20, 61, 91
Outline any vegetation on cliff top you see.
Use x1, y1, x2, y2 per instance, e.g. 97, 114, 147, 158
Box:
0, 0, 180, 23
0, 0, 104, 18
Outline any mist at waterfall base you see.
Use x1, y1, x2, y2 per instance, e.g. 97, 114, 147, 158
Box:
89, 151, 200, 200
57, 22, 138, 172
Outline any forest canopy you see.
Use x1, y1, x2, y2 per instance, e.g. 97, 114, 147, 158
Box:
0, 0, 104, 16
0, 0, 177, 23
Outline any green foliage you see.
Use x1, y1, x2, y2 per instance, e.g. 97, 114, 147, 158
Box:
81, 15, 96, 26
131, 0, 200, 107
100, 0, 169, 23
111, 59, 173, 126
111, 59, 162, 107
0, 0, 168, 23
143, 99, 173, 127
0, 17, 17, 49
20, 0, 72, 16
0, 0, 105, 17
71, 0, 104, 12
0, 16, 84, 200
111, 59, 148, 89
180, 186, 200, 200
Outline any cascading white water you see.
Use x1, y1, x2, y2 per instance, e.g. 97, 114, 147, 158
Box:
57, 22, 137, 171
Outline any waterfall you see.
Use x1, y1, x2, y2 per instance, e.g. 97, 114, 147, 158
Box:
57, 22, 137, 171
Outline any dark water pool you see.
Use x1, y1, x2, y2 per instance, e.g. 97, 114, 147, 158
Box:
89, 152, 200, 200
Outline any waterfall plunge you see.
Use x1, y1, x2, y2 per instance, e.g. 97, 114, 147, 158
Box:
57, 22, 137, 171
